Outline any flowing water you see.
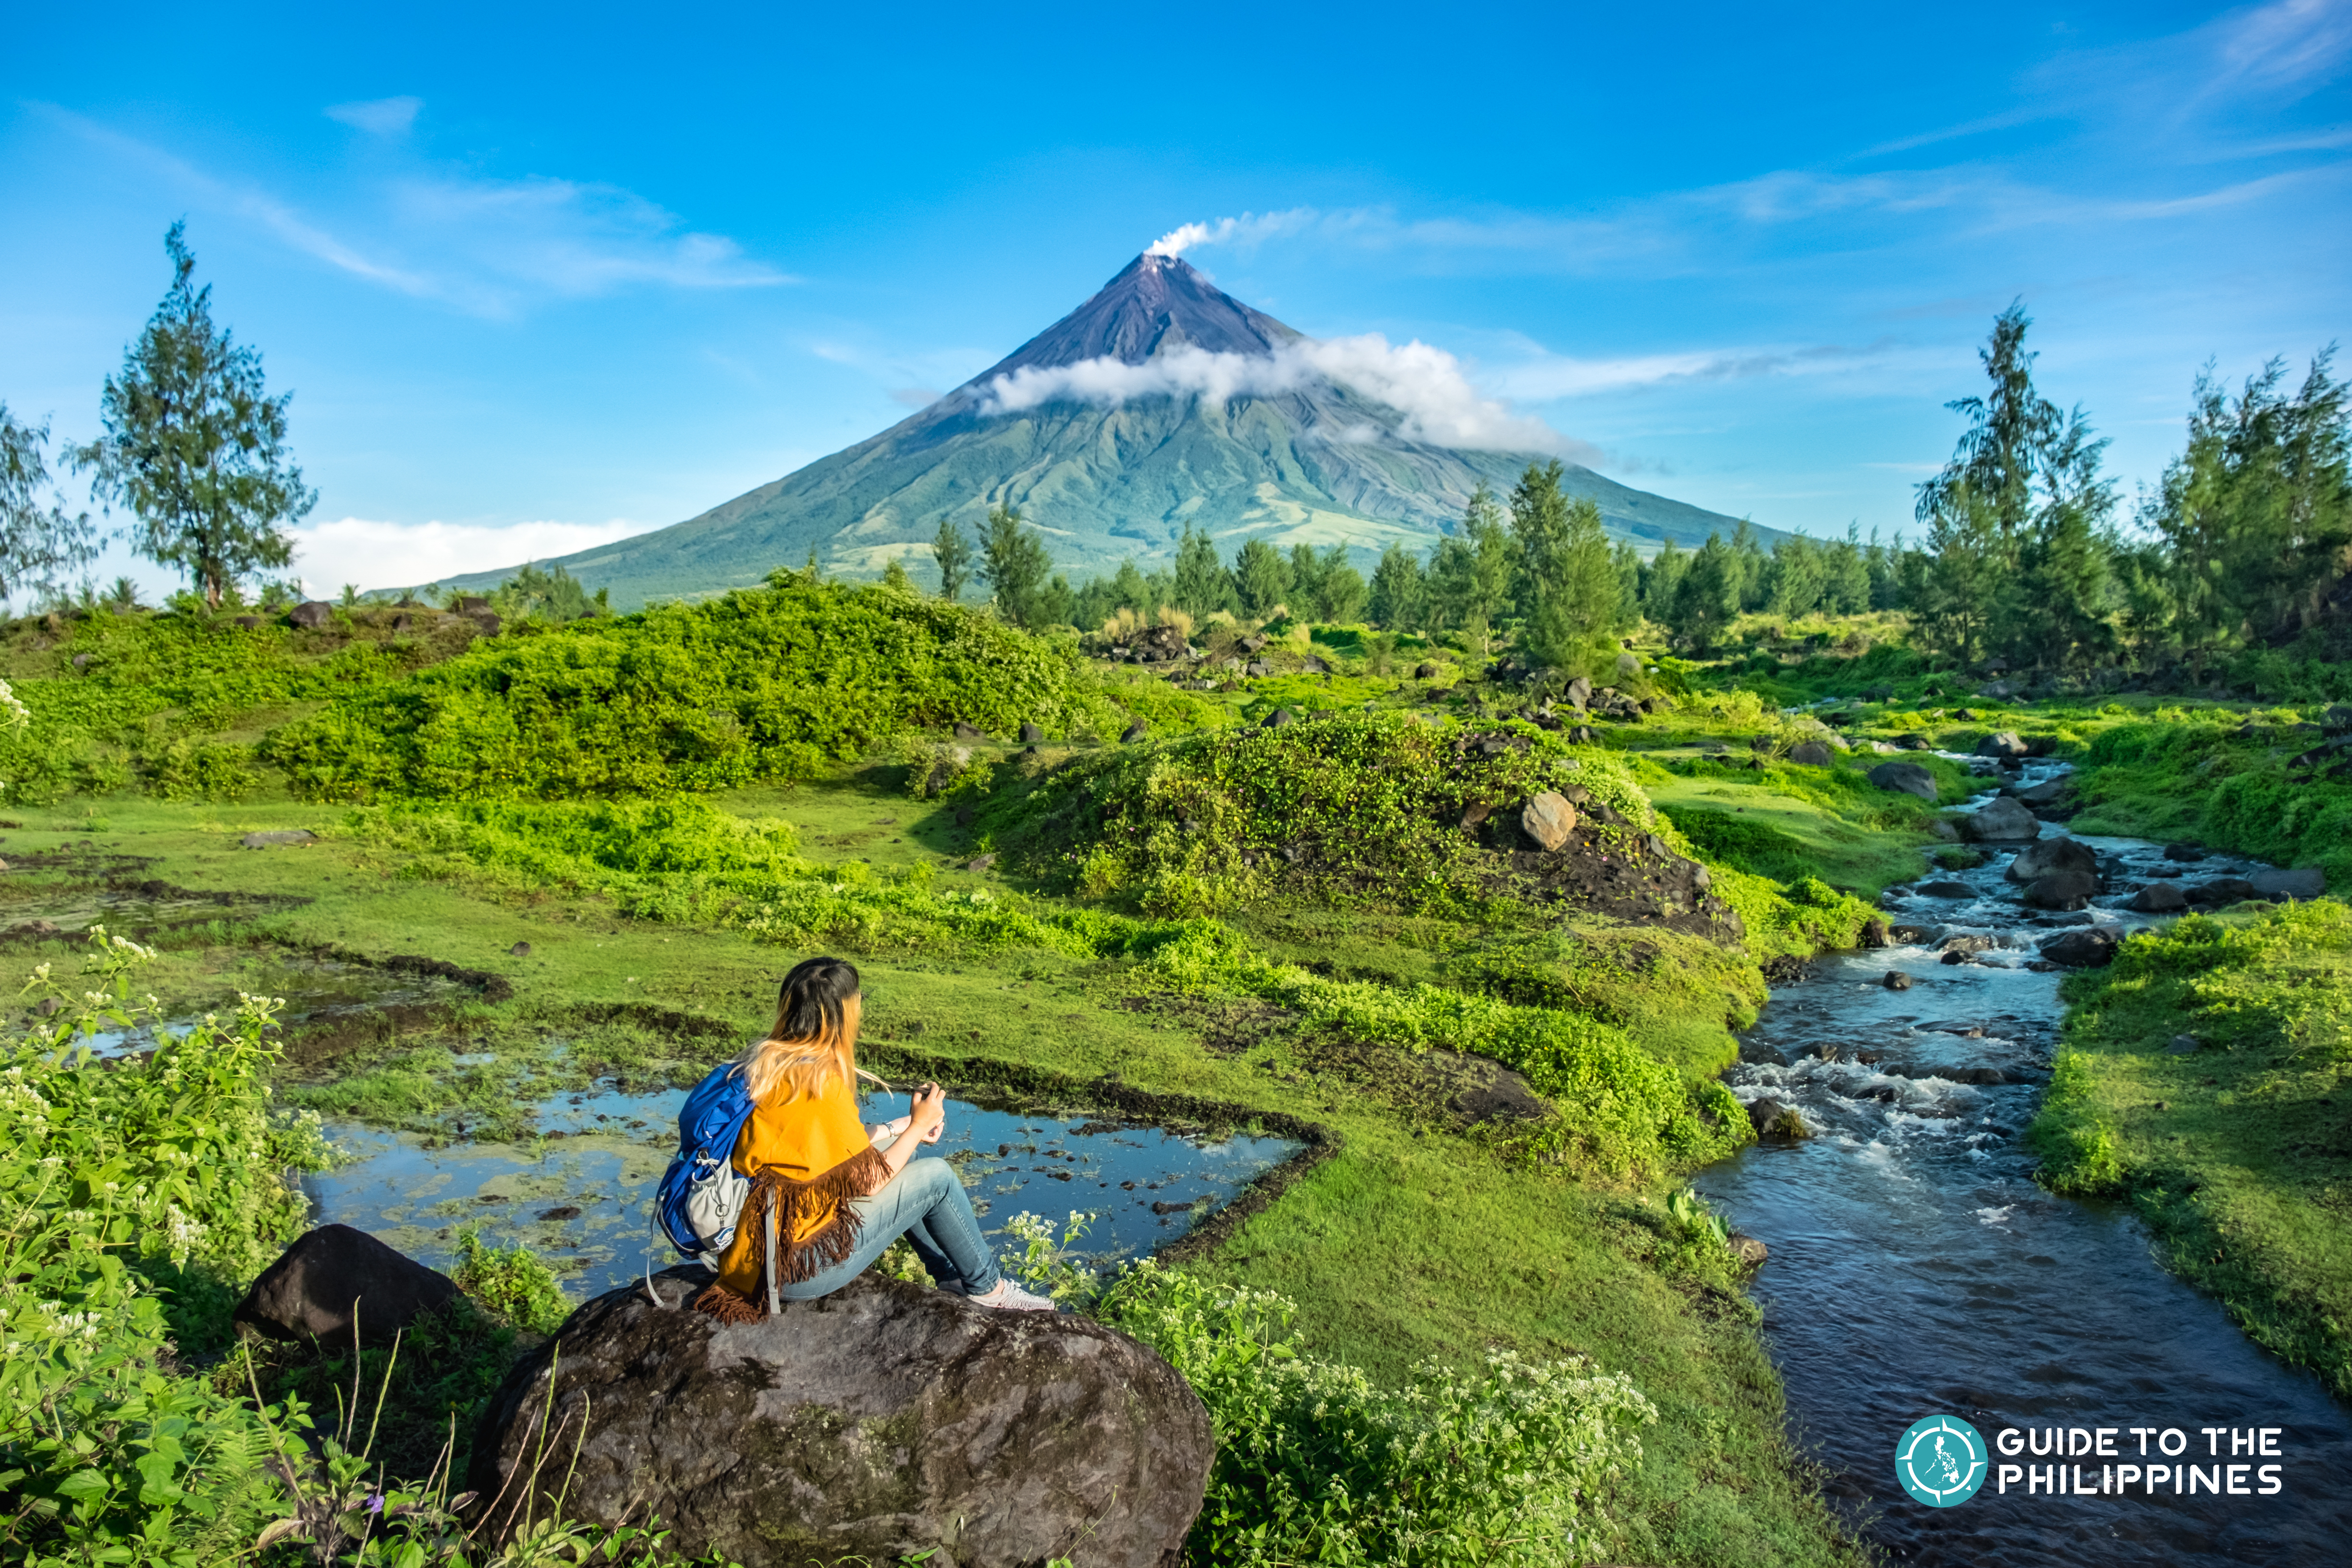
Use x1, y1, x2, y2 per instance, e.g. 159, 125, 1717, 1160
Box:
306, 1086, 1303, 1302
1695, 760, 2352, 1566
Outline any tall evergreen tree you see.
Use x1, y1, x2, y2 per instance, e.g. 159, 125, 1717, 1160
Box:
1171, 523, 1233, 617
1642, 537, 1687, 624
1509, 462, 1619, 665
0, 403, 98, 605
978, 503, 1052, 627
1669, 533, 1740, 652
931, 515, 973, 603
1286, 542, 1328, 620
1318, 546, 1368, 624
1233, 538, 1290, 617
1368, 541, 1426, 631
1821, 525, 1872, 615
74, 224, 313, 609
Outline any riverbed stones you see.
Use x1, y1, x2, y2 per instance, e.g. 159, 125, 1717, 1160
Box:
467, 1272, 1212, 1568
1787, 740, 1834, 767
1883, 970, 1913, 990
2129, 882, 2190, 913
1958, 796, 2041, 842
1975, 730, 2029, 759
1746, 1099, 1813, 1139
2163, 843, 2207, 862
1727, 1233, 1769, 1268
2250, 867, 2327, 901
1867, 760, 1939, 801
1519, 791, 1579, 851
2024, 870, 2099, 911
2037, 926, 2122, 968
2187, 876, 2260, 905
2005, 836, 2099, 885
235, 1224, 458, 1346
1916, 879, 1975, 899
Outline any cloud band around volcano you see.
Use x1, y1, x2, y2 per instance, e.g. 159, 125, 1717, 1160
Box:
973, 333, 1591, 460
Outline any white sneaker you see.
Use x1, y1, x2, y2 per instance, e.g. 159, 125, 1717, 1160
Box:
965, 1278, 1057, 1311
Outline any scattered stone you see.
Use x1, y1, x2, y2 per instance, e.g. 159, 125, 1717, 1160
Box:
289, 600, 336, 629
1883, 970, 1914, 990
2250, 867, 2327, 901
1263, 707, 1296, 728
1939, 934, 1997, 955
389, 613, 414, 633
1018, 722, 1045, 744
2129, 882, 2190, 914
964, 854, 997, 872
1787, 740, 1834, 767
1566, 724, 1597, 744
1975, 730, 2028, 759
1867, 760, 1939, 801
1120, 721, 1147, 743
2187, 876, 2260, 905
71, 652, 92, 669
36, 995, 63, 1015
1519, 792, 1579, 851
1244, 660, 1269, 677
233, 614, 265, 629
235, 1225, 459, 1346
1916, 879, 1976, 899
467, 1273, 1212, 1568
952, 721, 983, 741
2011, 777, 2069, 806
240, 829, 317, 849
2165, 1034, 2200, 1055
2037, 927, 2123, 968
2024, 870, 2099, 910
1565, 675, 1593, 710
1746, 1099, 1813, 1140
456, 596, 490, 613
1727, 1233, 1769, 1268
1894, 734, 1933, 751
2163, 843, 2207, 863
1958, 796, 2041, 842
509, 941, 533, 957
1414, 662, 1437, 679
468, 610, 502, 637
2006, 836, 2098, 885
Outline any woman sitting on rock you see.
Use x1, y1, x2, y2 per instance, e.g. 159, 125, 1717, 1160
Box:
696, 955, 1055, 1320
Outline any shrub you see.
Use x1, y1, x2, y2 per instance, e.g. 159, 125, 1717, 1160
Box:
450, 1228, 571, 1334
1095, 1262, 1658, 1568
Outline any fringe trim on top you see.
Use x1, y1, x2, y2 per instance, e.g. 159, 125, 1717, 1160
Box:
692, 1145, 891, 1321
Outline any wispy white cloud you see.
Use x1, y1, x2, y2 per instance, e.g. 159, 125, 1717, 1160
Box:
289, 515, 650, 593
325, 96, 422, 135
41, 104, 793, 317
976, 335, 1580, 457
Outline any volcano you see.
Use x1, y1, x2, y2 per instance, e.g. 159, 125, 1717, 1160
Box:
425, 253, 1765, 608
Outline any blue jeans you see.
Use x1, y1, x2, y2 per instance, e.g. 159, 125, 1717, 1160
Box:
777, 1156, 1003, 1301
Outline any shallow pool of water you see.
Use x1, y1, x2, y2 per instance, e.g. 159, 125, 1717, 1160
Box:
1697, 762, 2352, 1565
305, 1087, 1301, 1302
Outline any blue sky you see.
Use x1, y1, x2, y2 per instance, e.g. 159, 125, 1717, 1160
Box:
3, 0, 2346, 596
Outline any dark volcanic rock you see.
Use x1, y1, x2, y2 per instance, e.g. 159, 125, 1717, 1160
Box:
236, 1225, 458, 1346
1883, 970, 1914, 990
2250, 867, 2327, 901
1867, 760, 1938, 801
1017, 721, 1045, 744
953, 721, 984, 740
1746, 1098, 1813, 1139
2129, 882, 2190, 913
2038, 927, 2123, 968
469, 1272, 1211, 1568
1787, 740, 1834, 767
1958, 796, 2041, 842
2024, 870, 2099, 910
1119, 721, 1147, 743
289, 600, 335, 629
1975, 730, 2029, 759
2163, 843, 2208, 863
2187, 876, 2260, 905
1916, 879, 1976, 899
2005, 836, 2099, 885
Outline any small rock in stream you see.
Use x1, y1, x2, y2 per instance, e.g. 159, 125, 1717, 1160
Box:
1883, 970, 1914, 990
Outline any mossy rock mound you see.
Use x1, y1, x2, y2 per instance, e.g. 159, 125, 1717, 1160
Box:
1011, 712, 1743, 943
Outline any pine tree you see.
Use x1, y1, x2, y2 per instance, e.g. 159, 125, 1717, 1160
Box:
1510, 462, 1619, 665
1319, 546, 1368, 624
1368, 542, 1426, 631
1286, 543, 1327, 620
1233, 538, 1289, 617
0, 403, 98, 604
1669, 533, 1740, 652
978, 503, 1052, 627
1642, 537, 1687, 623
931, 516, 972, 603
74, 224, 312, 609
1172, 524, 1232, 617
881, 556, 914, 593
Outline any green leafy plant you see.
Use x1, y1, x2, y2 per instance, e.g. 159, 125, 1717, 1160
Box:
450, 1228, 571, 1335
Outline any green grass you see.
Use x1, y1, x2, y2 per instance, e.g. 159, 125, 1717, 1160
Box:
2028, 901, 2352, 1397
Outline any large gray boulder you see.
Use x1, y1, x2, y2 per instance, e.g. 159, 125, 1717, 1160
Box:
2024, 870, 2099, 911
1975, 730, 2029, 759
468, 1272, 1212, 1568
235, 1224, 458, 1346
2129, 882, 2190, 913
2188, 876, 2260, 905
1868, 761, 1938, 801
2038, 927, 2122, 968
1958, 796, 2042, 842
1519, 791, 1579, 850
1786, 740, 1834, 767
2005, 836, 2098, 885
2251, 867, 2327, 901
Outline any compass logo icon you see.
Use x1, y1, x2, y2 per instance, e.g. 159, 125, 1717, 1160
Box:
1896, 1415, 1989, 1507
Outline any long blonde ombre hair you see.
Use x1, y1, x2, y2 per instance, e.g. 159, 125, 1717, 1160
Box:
736, 956, 874, 1105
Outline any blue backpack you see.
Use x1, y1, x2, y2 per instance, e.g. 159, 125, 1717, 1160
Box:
654, 1061, 758, 1262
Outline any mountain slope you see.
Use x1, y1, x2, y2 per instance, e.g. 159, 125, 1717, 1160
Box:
424, 255, 1773, 608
